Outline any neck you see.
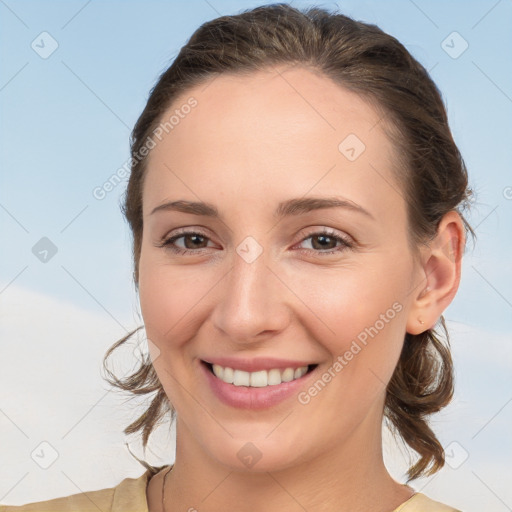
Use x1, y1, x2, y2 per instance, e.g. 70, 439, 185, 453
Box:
157, 409, 413, 512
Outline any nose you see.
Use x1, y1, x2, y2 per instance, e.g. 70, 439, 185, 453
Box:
210, 244, 291, 345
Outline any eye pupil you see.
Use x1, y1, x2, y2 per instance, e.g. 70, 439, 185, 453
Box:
312, 234, 336, 250
185, 234, 207, 249
162, 229, 349, 256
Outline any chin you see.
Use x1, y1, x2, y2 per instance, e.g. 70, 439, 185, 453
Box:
201, 432, 310, 474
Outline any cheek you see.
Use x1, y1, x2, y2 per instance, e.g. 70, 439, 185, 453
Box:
139, 269, 193, 341
294, 279, 406, 425
298, 266, 403, 336
137, 261, 206, 404
139, 246, 182, 339
138, 252, 220, 349
292, 259, 409, 380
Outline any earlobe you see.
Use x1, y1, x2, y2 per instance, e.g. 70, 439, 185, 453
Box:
406, 211, 465, 335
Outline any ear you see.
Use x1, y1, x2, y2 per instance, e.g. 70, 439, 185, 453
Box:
406, 210, 466, 335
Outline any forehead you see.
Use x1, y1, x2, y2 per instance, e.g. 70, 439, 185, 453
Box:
143, 65, 403, 223
161, 65, 387, 150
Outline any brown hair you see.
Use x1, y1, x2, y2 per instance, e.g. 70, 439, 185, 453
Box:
102, 3, 475, 482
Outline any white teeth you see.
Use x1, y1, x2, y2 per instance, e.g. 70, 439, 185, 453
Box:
211, 363, 309, 387
233, 369, 250, 386
223, 366, 234, 384
294, 367, 305, 379
212, 364, 224, 379
250, 370, 267, 387
281, 368, 295, 382
267, 368, 282, 385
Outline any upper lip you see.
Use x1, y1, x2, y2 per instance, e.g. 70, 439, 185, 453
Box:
201, 356, 317, 373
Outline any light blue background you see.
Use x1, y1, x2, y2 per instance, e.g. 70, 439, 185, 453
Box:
1, 1, 511, 509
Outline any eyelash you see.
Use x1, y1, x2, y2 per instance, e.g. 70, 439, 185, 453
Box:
157, 228, 354, 256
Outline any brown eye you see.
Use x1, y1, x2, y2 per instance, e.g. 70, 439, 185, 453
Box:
309, 234, 339, 250
296, 229, 353, 255
159, 231, 214, 254
176, 233, 209, 249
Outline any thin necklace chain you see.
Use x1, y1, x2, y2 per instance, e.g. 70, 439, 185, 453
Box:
161, 464, 417, 511
161, 465, 173, 511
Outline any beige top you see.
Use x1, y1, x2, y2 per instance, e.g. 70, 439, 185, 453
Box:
0, 465, 462, 511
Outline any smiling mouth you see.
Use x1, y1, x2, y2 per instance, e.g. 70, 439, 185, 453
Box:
201, 360, 318, 388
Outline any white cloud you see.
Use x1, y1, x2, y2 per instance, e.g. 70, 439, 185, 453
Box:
0, 283, 173, 505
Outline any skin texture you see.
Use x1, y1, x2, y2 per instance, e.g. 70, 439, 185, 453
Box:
139, 65, 465, 512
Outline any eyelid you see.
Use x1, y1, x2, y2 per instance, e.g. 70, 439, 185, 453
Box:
156, 227, 216, 250
157, 225, 355, 257
161, 226, 212, 240
294, 225, 354, 245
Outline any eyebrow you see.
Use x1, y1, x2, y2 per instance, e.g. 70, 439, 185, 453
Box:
150, 196, 374, 220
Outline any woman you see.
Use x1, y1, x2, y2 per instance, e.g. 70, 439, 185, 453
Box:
1, 3, 474, 511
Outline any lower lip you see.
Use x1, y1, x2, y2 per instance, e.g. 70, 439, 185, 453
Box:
200, 360, 318, 410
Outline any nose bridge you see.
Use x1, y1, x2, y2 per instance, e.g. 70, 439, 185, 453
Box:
212, 239, 288, 341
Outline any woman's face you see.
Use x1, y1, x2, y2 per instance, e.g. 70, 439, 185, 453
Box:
138, 65, 426, 471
